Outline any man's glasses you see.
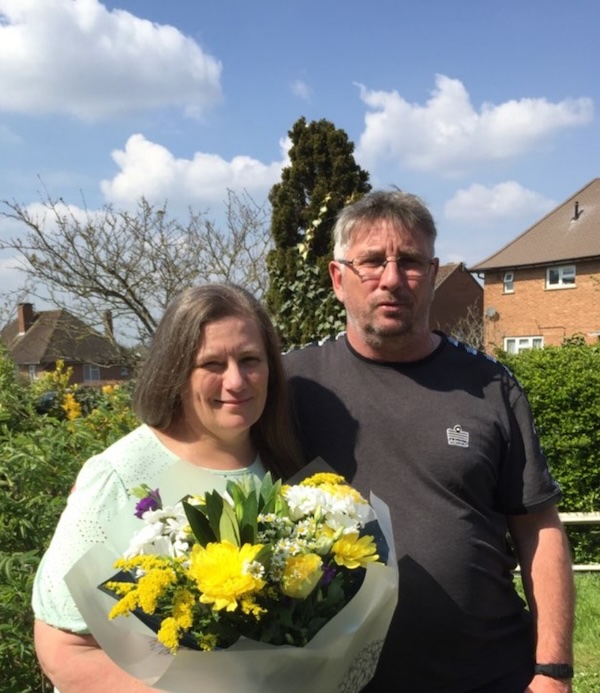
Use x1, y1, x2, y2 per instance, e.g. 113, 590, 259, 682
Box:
335, 254, 435, 281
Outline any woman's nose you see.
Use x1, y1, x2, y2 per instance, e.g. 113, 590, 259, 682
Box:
223, 361, 245, 389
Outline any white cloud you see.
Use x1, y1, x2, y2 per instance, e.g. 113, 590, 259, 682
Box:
291, 79, 311, 101
100, 134, 287, 207
443, 181, 556, 227
0, 0, 222, 121
355, 75, 593, 176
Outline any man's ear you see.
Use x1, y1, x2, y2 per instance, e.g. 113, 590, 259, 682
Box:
329, 260, 345, 303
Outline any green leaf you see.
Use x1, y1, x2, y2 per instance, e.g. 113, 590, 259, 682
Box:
203, 490, 226, 535
239, 490, 258, 544
182, 501, 216, 546
218, 501, 241, 545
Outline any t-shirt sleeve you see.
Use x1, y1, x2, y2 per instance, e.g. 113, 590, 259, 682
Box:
31, 454, 130, 633
498, 387, 562, 515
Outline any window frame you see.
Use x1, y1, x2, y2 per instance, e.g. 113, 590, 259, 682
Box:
546, 264, 576, 289
503, 270, 515, 294
83, 363, 101, 383
504, 336, 544, 354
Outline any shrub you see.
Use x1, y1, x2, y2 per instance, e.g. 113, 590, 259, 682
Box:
0, 372, 138, 691
498, 338, 600, 564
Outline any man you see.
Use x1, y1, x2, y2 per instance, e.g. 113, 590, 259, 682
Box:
283, 190, 574, 693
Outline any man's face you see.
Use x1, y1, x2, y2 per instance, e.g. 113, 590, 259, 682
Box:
329, 220, 438, 358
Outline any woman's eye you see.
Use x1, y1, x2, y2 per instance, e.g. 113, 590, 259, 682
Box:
197, 361, 224, 371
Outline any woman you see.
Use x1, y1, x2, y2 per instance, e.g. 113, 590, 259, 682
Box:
32, 283, 304, 692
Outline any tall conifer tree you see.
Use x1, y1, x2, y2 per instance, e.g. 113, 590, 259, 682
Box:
266, 117, 371, 347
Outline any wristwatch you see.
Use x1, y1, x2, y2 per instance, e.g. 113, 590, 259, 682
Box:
534, 663, 574, 680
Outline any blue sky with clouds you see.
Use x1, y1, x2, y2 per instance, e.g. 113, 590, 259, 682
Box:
1, 0, 598, 299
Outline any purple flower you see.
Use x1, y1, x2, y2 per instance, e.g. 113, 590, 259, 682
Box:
321, 563, 337, 587
134, 488, 162, 518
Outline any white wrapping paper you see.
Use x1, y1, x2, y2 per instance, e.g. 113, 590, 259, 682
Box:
65, 460, 398, 693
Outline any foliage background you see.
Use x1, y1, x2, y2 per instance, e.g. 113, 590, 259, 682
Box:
0, 345, 138, 692
497, 336, 600, 565
1, 338, 599, 691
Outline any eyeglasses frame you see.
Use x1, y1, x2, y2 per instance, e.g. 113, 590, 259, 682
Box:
334, 254, 436, 281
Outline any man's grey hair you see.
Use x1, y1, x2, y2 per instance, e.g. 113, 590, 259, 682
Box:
333, 189, 438, 257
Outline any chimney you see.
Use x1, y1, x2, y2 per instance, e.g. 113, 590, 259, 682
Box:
17, 303, 34, 334
103, 309, 114, 337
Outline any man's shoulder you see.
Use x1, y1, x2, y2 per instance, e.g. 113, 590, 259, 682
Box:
442, 336, 519, 387
444, 335, 504, 366
284, 333, 345, 358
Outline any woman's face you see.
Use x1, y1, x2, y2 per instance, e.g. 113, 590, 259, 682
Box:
180, 315, 269, 444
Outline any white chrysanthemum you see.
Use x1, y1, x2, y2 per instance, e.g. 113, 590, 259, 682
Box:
323, 511, 362, 534
320, 492, 374, 526
123, 521, 164, 558
284, 486, 327, 520
124, 503, 190, 558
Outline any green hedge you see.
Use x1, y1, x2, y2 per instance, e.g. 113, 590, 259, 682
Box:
498, 337, 600, 564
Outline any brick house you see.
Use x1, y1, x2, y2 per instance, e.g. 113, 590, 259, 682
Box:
0, 302, 130, 385
468, 178, 600, 354
430, 261, 483, 336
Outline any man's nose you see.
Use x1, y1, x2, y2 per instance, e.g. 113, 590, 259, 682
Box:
378, 258, 404, 288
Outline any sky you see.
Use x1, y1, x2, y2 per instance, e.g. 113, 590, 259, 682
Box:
1, 0, 599, 307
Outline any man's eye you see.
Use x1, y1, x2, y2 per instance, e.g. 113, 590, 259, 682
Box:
357, 257, 384, 269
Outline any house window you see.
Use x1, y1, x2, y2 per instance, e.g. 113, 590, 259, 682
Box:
546, 265, 575, 289
503, 271, 514, 294
504, 336, 544, 354
83, 363, 101, 382
28, 364, 37, 382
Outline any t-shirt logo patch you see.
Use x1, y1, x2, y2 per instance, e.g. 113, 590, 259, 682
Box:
447, 424, 469, 448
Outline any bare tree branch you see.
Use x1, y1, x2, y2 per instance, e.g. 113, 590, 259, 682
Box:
0, 189, 272, 348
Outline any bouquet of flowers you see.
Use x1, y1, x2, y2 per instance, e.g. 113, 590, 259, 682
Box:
65, 459, 397, 693
101, 472, 383, 654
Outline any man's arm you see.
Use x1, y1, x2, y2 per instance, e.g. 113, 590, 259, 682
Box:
508, 505, 574, 693
34, 620, 155, 693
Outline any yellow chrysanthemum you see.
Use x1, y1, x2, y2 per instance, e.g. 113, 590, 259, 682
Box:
332, 532, 380, 569
281, 553, 323, 599
188, 541, 266, 612
300, 472, 347, 487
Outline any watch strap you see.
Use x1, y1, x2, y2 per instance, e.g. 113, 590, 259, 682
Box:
534, 663, 574, 680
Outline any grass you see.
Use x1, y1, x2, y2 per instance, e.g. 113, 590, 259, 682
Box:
573, 573, 600, 693
515, 573, 600, 692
